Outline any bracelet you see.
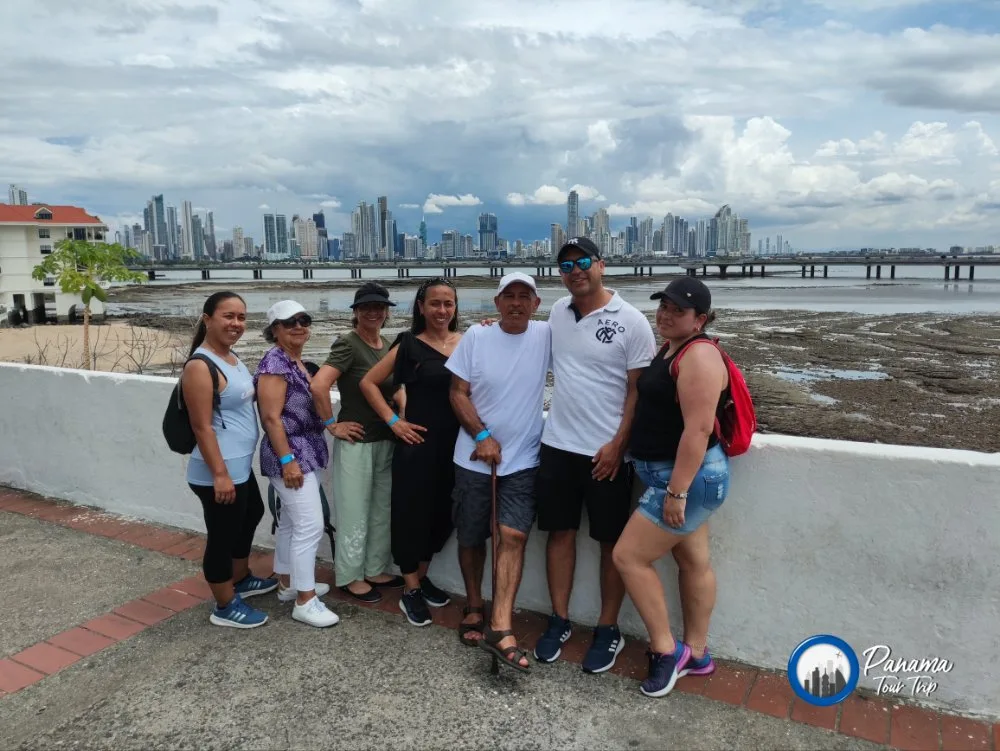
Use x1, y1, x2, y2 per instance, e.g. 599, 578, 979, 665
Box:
475, 428, 491, 442
386, 414, 400, 427
323, 416, 336, 426
667, 486, 688, 499
279, 453, 295, 466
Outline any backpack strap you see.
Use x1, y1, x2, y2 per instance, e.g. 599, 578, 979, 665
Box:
668, 336, 721, 380
184, 353, 226, 429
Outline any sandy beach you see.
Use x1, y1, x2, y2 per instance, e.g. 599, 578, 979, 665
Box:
0, 321, 186, 373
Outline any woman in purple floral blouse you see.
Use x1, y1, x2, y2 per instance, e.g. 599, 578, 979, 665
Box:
255, 299, 340, 629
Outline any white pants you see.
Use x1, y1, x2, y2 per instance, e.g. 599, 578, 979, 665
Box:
270, 472, 324, 593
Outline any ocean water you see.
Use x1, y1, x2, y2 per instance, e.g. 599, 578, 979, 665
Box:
106, 263, 1000, 317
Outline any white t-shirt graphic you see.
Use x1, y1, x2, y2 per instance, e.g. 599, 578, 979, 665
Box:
541, 291, 657, 457
446, 320, 551, 477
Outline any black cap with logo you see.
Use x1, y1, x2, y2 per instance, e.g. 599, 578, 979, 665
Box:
557, 236, 602, 261
350, 281, 396, 308
650, 277, 712, 315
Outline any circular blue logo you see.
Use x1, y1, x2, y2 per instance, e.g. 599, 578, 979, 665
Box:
787, 635, 860, 706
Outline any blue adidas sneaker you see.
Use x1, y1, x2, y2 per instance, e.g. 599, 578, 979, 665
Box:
234, 573, 279, 599
582, 625, 625, 674
534, 613, 572, 663
209, 593, 268, 629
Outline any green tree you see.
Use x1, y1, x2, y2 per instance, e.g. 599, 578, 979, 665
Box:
31, 239, 147, 370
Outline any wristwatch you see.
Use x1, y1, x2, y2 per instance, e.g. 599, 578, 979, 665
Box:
667, 487, 688, 499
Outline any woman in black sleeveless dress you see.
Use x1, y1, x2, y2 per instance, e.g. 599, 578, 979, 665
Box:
360, 278, 462, 627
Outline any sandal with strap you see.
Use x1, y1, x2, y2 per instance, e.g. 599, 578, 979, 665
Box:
459, 605, 485, 647
478, 627, 531, 673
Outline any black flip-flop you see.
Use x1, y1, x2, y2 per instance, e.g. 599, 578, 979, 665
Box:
479, 627, 531, 672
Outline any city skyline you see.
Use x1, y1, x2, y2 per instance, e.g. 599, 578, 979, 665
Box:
2, 1, 998, 251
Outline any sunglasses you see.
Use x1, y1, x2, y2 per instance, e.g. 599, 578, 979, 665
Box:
278, 314, 312, 329
558, 256, 593, 274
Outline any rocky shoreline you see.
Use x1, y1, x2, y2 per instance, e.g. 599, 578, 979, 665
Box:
111, 299, 1000, 454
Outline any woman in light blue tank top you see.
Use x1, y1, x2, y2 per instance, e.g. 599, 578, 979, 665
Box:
181, 291, 277, 630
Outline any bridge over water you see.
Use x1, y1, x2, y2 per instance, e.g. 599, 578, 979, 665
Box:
131, 254, 999, 283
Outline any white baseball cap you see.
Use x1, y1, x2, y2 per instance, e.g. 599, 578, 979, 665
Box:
496, 271, 537, 296
266, 300, 307, 325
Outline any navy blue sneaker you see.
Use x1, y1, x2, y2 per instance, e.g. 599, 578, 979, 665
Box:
419, 576, 450, 608
399, 589, 432, 627
234, 573, 279, 599
640, 642, 692, 697
582, 625, 625, 674
209, 593, 268, 629
533, 613, 572, 663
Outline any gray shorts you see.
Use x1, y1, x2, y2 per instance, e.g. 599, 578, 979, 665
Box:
451, 465, 537, 547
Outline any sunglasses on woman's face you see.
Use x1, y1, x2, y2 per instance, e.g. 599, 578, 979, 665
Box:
279, 314, 312, 329
558, 256, 593, 274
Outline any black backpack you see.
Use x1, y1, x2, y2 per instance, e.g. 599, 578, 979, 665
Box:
163, 353, 226, 454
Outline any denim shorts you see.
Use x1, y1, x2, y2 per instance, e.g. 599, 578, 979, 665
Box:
633, 443, 730, 535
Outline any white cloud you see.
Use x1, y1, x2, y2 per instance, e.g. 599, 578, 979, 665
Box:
507, 184, 606, 206
258, 204, 271, 210
422, 193, 483, 214
319, 199, 341, 208
398, 203, 420, 209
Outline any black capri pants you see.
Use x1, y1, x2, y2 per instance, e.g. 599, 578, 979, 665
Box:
188, 470, 265, 584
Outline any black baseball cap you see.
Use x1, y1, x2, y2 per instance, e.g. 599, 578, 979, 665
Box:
350, 281, 396, 308
557, 236, 602, 261
650, 277, 712, 314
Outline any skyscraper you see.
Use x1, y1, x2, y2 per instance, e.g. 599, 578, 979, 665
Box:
478, 212, 498, 255
275, 215, 289, 257
263, 214, 278, 257
419, 218, 427, 250
7, 184, 28, 205
377, 196, 388, 255
181, 201, 195, 260
567, 190, 579, 237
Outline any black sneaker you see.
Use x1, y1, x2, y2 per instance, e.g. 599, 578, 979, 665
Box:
399, 589, 432, 627
419, 576, 451, 608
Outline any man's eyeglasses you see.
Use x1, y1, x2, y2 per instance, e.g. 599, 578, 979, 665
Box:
558, 256, 593, 274
279, 315, 312, 329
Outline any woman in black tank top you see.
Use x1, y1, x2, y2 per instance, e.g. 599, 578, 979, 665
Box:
612, 278, 732, 699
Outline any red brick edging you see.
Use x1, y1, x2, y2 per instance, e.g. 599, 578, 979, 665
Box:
0, 487, 997, 750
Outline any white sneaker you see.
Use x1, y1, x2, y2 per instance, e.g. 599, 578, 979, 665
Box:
292, 596, 340, 628
277, 581, 330, 603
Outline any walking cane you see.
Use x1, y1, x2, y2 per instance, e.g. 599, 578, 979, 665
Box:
489, 461, 500, 676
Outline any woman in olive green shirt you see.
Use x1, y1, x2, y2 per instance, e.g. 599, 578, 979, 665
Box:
311, 282, 405, 602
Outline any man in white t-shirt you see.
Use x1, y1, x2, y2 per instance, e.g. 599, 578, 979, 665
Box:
532, 237, 658, 674
446, 271, 551, 672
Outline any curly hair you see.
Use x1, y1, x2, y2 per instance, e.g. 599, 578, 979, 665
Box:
410, 277, 458, 334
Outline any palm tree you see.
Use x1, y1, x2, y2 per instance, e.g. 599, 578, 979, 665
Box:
31, 239, 147, 369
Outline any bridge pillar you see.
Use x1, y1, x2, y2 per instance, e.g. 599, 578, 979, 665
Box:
954, 265, 961, 280
201, 268, 210, 280
147, 269, 156, 281
801, 265, 806, 278
702, 265, 707, 277
719, 265, 728, 279
760, 265, 765, 278
809, 265, 814, 278
648, 266, 653, 276
891, 266, 896, 280
969, 265, 975, 280
945, 266, 950, 280
689, 267, 696, 277
824, 266, 828, 278
741, 265, 746, 277
253, 268, 262, 280
866, 266, 871, 279
876, 266, 881, 279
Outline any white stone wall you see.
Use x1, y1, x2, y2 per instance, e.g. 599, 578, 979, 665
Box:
0, 362, 997, 719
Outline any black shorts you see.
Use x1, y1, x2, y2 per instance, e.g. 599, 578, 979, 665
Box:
534, 443, 633, 543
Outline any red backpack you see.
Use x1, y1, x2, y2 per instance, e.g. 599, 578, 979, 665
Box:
670, 337, 756, 457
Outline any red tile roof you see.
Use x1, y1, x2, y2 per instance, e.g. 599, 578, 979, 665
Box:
0, 205, 105, 225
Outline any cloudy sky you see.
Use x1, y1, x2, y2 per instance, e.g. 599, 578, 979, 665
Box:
1, 0, 998, 251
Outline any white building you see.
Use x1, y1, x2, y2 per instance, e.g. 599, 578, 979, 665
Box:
0, 204, 108, 325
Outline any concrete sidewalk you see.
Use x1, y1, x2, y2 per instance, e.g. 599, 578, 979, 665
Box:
0, 491, 987, 750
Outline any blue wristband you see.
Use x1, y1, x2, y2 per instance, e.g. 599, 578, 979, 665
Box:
279, 453, 295, 465
324, 416, 336, 426
475, 429, 491, 442
387, 414, 400, 427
